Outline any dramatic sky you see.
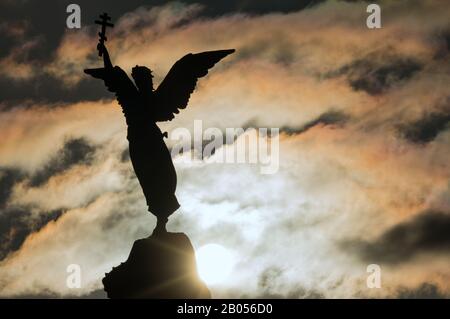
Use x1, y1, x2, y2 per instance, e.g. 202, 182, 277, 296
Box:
0, 0, 449, 298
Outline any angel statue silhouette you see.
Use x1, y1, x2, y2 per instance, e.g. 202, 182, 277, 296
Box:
85, 13, 234, 234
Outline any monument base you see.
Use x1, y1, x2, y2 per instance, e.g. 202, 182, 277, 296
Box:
103, 232, 211, 298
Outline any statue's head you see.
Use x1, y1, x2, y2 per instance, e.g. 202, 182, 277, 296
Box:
131, 65, 154, 92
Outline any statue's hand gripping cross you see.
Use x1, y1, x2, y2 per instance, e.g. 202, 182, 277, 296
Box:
95, 12, 114, 57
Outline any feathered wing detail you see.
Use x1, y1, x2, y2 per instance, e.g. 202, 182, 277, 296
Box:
84, 66, 139, 109
153, 49, 235, 121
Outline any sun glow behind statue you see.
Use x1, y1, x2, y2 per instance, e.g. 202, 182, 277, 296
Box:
195, 244, 236, 285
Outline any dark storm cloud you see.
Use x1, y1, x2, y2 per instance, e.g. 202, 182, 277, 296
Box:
349, 58, 422, 95
433, 29, 450, 59
344, 210, 450, 264
0, 20, 29, 60
280, 110, 349, 135
327, 54, 422, 95
241, 110, 349, 139
0, 0, 319, 104
29, 138, 96, 187
398, 103, 450, 144
0, 75, 110, 107
0, 168, 24, 209
0, 207, 64, 261
396, 282, 449, 299
0, 138, 95, 260
442, 31, 450, 54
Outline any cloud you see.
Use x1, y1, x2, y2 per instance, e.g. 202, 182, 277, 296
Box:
0, 101, 125, 172
346, 56, 422, 95
278, 110, 349, 135
0, 138, 105, 261
345, 210, 450, 264
0, 0, 320, 103
433, 29, 450, 59
28, 138, 95, 187
0, 206, 63, 261
0, 193, 153, 297
0, 168, 23, 209
0, 38, 40, 80
398, 100, 450, 143
396, 282, 449, 299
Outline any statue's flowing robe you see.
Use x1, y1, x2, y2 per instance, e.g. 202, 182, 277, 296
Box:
125, 99, 180, 219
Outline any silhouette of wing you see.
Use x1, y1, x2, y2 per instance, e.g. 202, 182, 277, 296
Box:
84, 66, 138, 108
153, 49, 235, 121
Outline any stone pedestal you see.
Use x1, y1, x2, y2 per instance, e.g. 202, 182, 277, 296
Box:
103, 232, 211, 299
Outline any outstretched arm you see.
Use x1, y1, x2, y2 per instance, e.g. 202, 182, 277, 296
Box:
98, 42, 113, 69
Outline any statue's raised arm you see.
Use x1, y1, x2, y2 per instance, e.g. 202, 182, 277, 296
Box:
84, 43, 139, 119
100, 42, 113, 70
